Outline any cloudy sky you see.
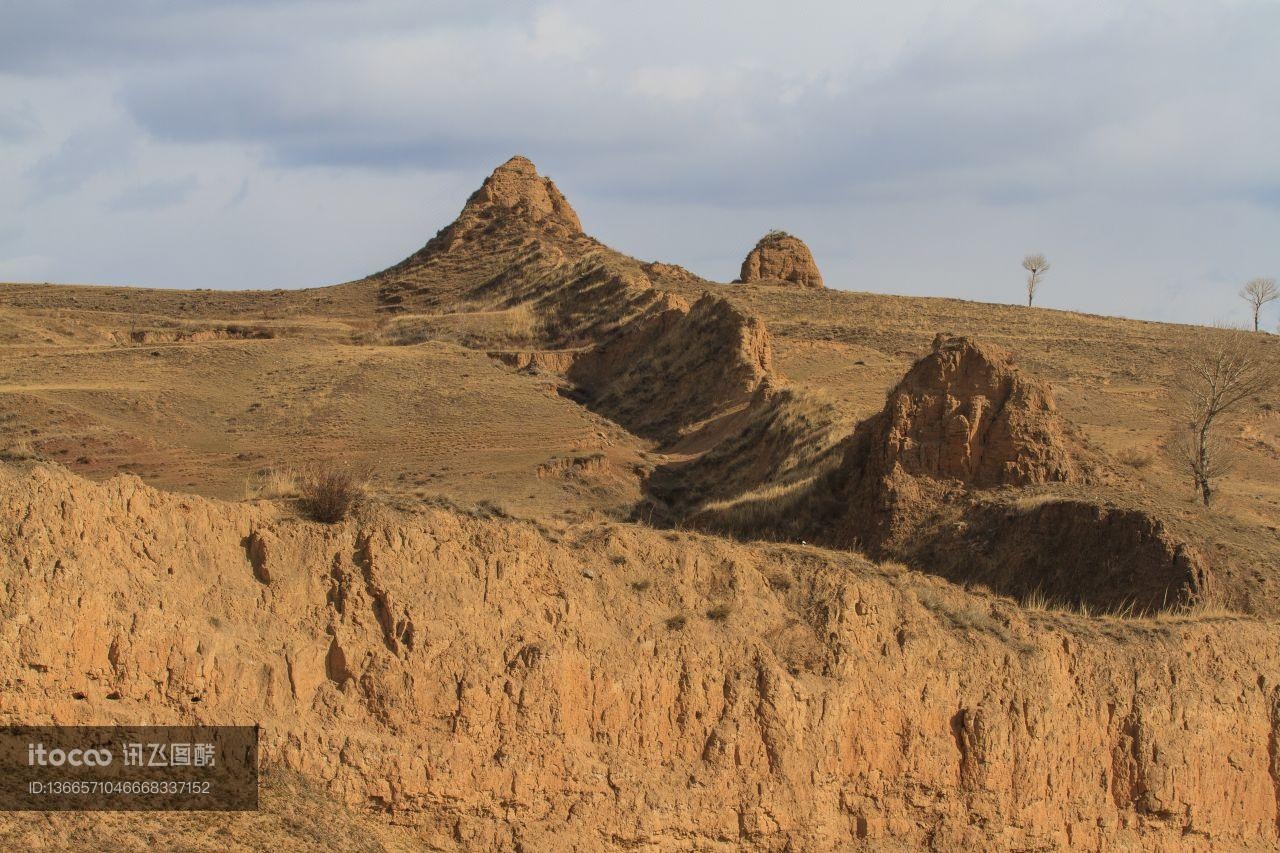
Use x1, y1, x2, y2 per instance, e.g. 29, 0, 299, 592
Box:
2, 0, 1279, 326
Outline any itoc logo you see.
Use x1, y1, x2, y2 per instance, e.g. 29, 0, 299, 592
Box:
27, 743, 113, 767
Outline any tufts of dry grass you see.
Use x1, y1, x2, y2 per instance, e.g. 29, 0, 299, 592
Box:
1009, 492, 1065, 513
246, 466, 299, 500
1116, 447, 1154, 470
912, 585, 1035, 653
0, 439, 36, 461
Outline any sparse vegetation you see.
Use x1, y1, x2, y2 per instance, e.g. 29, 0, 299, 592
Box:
1021, 253, 1050, 307
298, 464, 367, 523
373, 304, 539, 348
664, 614, 687, 630
767, 572, 793, 592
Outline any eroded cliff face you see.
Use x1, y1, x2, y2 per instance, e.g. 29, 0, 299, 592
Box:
3, 464, 1279, 850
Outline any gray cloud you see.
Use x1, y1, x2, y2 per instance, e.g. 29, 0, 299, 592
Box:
108, 175, 198, 211
24, 128, 133, 198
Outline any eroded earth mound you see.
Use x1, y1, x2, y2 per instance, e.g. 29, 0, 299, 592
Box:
569, 293, 776, 443
825, 333, 1088, 551
737, 231, 824, 289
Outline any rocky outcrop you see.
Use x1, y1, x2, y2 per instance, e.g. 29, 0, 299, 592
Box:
737, 231, 824, 289
2, 464, 1279, 850
372, 157, 586, 298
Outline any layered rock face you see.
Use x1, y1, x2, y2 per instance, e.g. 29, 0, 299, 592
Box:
738, 232, 824, 289
3, 464, 1280, 850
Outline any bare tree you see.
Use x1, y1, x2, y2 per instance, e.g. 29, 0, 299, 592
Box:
1169, 330, 1277, 506
1240, 277, 1278, 332
1022, 254, 1050, 307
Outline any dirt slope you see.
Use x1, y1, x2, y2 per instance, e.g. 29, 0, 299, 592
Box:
5, 465, 1280, 850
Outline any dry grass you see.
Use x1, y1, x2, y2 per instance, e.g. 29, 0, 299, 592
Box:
376, 304, 539, 347
1009, 492, 1065, 513
693, 476, 820, 540
298, 464, 367, 523
246, 466, 299, 500
912, 585, 1035, 652
0, 439, 36, 461
1019, 585, 1241, 625
1116, 447, 1154, 470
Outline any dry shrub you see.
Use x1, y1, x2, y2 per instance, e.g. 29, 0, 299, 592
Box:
706, 603, 733, 621
298, 464, 367, 523
767, 573, 793, 592
1009, 492, 1064, 513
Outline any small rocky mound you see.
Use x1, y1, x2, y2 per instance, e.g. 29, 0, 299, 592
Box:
737, 231, 824, 289
641, 261, 702, 287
